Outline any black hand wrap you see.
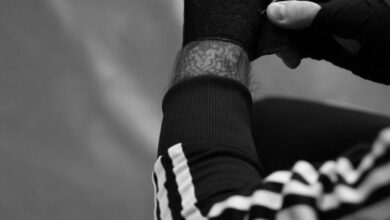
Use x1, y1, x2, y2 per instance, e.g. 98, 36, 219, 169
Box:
256, 16, 297, 56
297, 0, 390, 84
183, 0, 269, 60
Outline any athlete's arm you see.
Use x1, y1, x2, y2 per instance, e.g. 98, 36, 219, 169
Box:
155, 39, 266, 220
153, 0, 390, 219
155, 4, 265, 217
153, 39, 390, 220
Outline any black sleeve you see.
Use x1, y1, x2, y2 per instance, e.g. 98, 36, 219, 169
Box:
158, 76, 260, 164
155, 76, 264, 219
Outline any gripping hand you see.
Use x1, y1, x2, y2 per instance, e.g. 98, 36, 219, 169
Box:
267, 0, 390, 84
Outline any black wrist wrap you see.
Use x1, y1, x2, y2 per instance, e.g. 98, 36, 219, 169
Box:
257, 18, 297, 56
183, 0, 265, 60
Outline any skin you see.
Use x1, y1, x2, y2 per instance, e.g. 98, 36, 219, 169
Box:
172, 40, 251, 86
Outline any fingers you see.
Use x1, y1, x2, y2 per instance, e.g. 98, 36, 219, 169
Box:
266, 1, 319, 69
266, 1, 321, 30
265, 0, 321, 68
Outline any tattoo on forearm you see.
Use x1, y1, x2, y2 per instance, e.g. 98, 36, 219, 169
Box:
172, 40, 251, 86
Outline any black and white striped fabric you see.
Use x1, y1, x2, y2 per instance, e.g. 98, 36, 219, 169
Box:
153, 128, 390, 220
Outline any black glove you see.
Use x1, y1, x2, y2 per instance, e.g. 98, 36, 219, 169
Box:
297, 0, 390, 84
183, 0, 268, 60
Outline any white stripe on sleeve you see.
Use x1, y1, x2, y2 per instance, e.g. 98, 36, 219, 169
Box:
152, 172, 158, 220
154, 157, 174, 220
168, 143, 207, 220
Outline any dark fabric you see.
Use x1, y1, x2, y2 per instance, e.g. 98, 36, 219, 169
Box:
162, 155, 186, 220
157, 76, 265, 216
182, 0, 307, 60
182, 0, 390, 81
158, 76, 261, 172
182, 0, 265, 60
181, 143, 264, 216
252, 97, 390, 174
256, 15, 295, 56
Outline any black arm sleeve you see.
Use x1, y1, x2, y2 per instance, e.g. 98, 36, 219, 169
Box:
158, 76, 259, 162
155, 76, 265, 219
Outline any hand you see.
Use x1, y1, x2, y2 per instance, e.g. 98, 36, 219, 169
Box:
266, 0, 390, 84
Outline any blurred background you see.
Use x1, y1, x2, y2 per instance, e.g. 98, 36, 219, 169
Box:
0, 0, 389, 219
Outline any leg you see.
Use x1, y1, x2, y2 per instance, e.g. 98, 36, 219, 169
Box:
252, 97, 390, 174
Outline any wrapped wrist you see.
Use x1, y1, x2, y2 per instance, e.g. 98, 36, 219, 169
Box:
182, 0, 264, 60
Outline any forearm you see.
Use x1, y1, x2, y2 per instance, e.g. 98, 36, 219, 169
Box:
171, 40, 251, 86
156, 40, 263, 219
158, 40, 257, 155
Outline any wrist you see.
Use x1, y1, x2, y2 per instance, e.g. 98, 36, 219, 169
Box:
172, 40, 251, 87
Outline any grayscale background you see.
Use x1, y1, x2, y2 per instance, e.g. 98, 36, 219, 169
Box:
0, 0, 389, 219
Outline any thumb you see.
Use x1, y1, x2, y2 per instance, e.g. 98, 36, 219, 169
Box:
266, 1, 321, 29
